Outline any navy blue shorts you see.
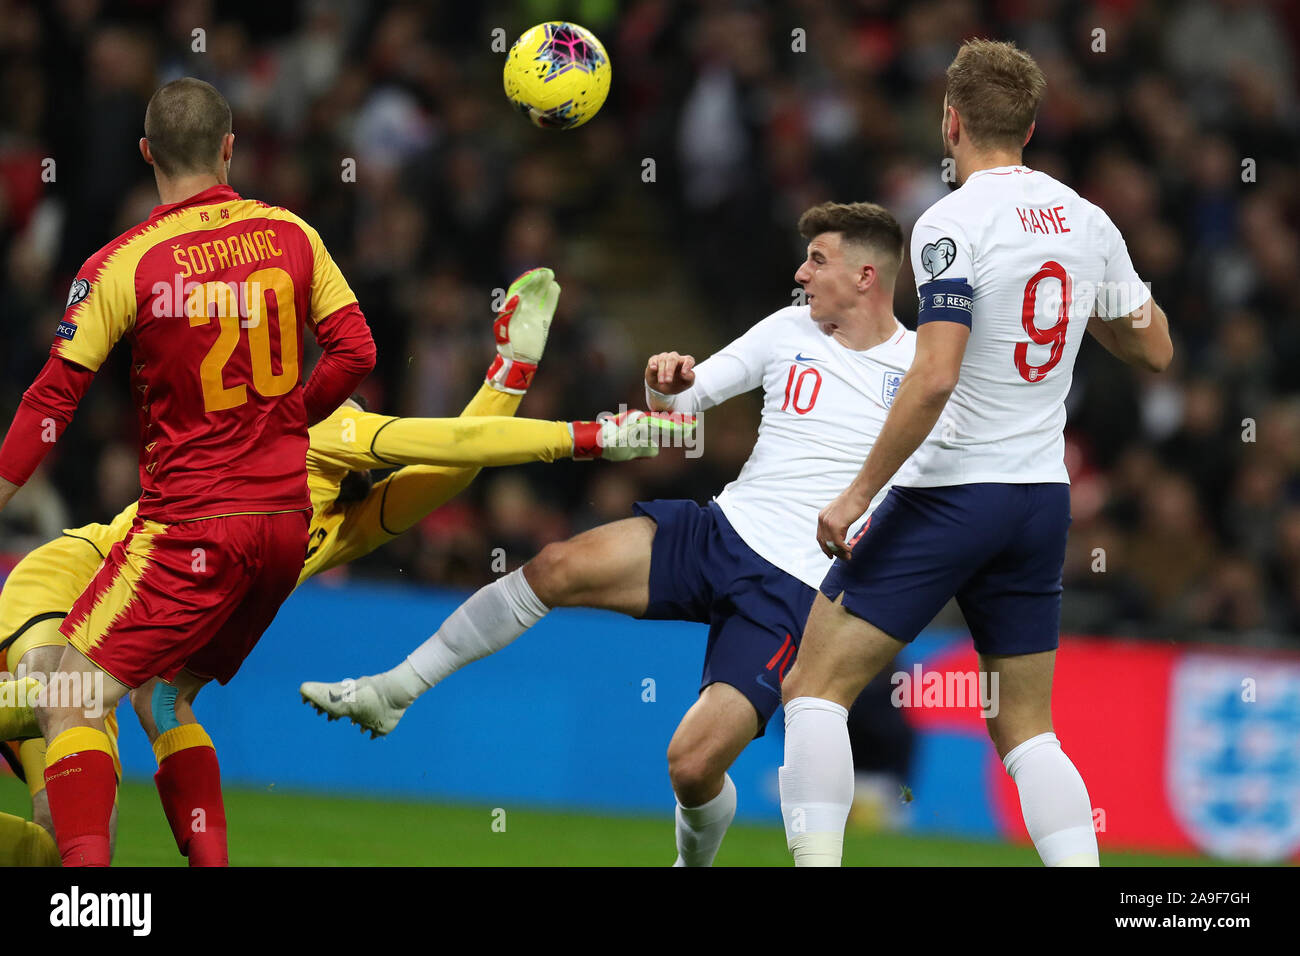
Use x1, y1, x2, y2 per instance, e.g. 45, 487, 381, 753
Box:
819, 483, 1070, 656
634, 500, 817, 736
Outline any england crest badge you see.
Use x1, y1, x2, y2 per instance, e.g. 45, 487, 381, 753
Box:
882, 372, 903, 409
1167, 654, 1300, 861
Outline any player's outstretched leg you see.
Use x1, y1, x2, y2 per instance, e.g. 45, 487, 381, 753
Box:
666, 682, 758, 866
982, 650, 1098, 867
301, 517, 656, 734
779, 594, 903, 867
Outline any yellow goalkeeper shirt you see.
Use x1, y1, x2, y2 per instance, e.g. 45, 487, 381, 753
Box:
1, 405, 573, 642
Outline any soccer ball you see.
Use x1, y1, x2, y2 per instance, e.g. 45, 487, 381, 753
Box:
503, 21, 611, 129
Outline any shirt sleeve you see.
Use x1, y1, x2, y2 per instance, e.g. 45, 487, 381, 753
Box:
911, 208, 975, 292
304, 225, 359, 327
302, 302, 376, 424
0, 356, 95, 485
51, 253, 138, 372
1095, 215, 1151, 320
911, 206, 976, 327
646, 316, 773, 413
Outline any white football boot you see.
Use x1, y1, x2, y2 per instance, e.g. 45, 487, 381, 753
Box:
300, 675, 409, 738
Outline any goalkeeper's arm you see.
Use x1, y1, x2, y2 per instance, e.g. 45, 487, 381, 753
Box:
312, 408, 694, 470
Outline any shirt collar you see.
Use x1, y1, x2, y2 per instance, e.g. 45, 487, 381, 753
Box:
149, 183, 240, 221
965, 165, 1032, 182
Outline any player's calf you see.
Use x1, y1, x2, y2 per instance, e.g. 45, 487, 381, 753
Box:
139, 669, 228, 866
33, 647, 129, 866
666, 683, 757, 867
979, 651, 1097, 866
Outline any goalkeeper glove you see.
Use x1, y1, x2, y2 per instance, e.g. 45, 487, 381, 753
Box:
486, 267, 561, 394
569, 410, 698, 461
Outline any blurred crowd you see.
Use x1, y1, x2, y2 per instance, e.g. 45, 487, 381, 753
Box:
1, 0, 1298, 645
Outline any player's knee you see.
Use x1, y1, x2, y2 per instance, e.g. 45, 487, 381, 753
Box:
780, 660, 809, 704
524, 540, 579, 605
667, 742, 725, 807
985, 712, 1052, 761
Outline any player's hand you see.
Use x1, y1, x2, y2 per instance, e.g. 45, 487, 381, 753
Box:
486, 267, 560, 394
570, 411, 697, 461
645, 352, 695, 394
817, 488, 870, 560
495, 267, 560, 364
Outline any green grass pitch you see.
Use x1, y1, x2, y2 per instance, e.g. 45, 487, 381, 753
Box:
1, 777, 1223, 865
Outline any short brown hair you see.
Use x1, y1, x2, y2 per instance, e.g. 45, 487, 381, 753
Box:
798, 201, 904, 276
144, 78, 232, 176
945, 39, 1046, 150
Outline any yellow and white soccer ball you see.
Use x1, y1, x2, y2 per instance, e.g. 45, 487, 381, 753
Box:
503, 21, 611, 129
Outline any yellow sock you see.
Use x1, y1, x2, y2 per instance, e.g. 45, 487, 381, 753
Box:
20, 737, 48, 800
152, 722, 215, 763
0, 677, 41, 740
0, 811, 59, 866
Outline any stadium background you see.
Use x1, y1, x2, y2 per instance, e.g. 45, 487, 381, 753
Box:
1, 0, 1298, 864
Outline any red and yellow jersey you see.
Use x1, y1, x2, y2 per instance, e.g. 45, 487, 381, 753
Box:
54, 183, 358, 522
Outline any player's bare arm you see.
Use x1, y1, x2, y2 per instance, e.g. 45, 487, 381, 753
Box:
1085, 299, 1173, 373
817, 320, 969, 556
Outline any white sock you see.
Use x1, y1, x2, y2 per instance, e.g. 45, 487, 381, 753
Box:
673, 773, 737, 867
1002, 732, 1099, 866
385, 568, 550, 705
779, 696, 853, 867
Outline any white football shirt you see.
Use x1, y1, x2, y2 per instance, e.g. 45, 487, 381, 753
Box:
649, 305, 916, 589
896, 165, 1150, 487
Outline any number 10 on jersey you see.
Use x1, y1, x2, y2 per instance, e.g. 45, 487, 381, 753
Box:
781, 364, 822, 414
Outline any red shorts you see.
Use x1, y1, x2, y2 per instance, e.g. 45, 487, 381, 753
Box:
61, 510, 310, 687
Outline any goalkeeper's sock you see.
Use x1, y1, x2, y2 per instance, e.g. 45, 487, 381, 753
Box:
398, 568, 550, 700
0, 677, 42, 740
673, 773, 736, 867
779, 696, 854, 867
0, 811, 59, 866
43, 726, 117, 867
1003, 732, 1099, 866
153, 724, 228, 867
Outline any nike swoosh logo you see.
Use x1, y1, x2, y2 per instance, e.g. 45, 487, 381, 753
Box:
794, 353, 820, 363
755, 673, 779, 694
